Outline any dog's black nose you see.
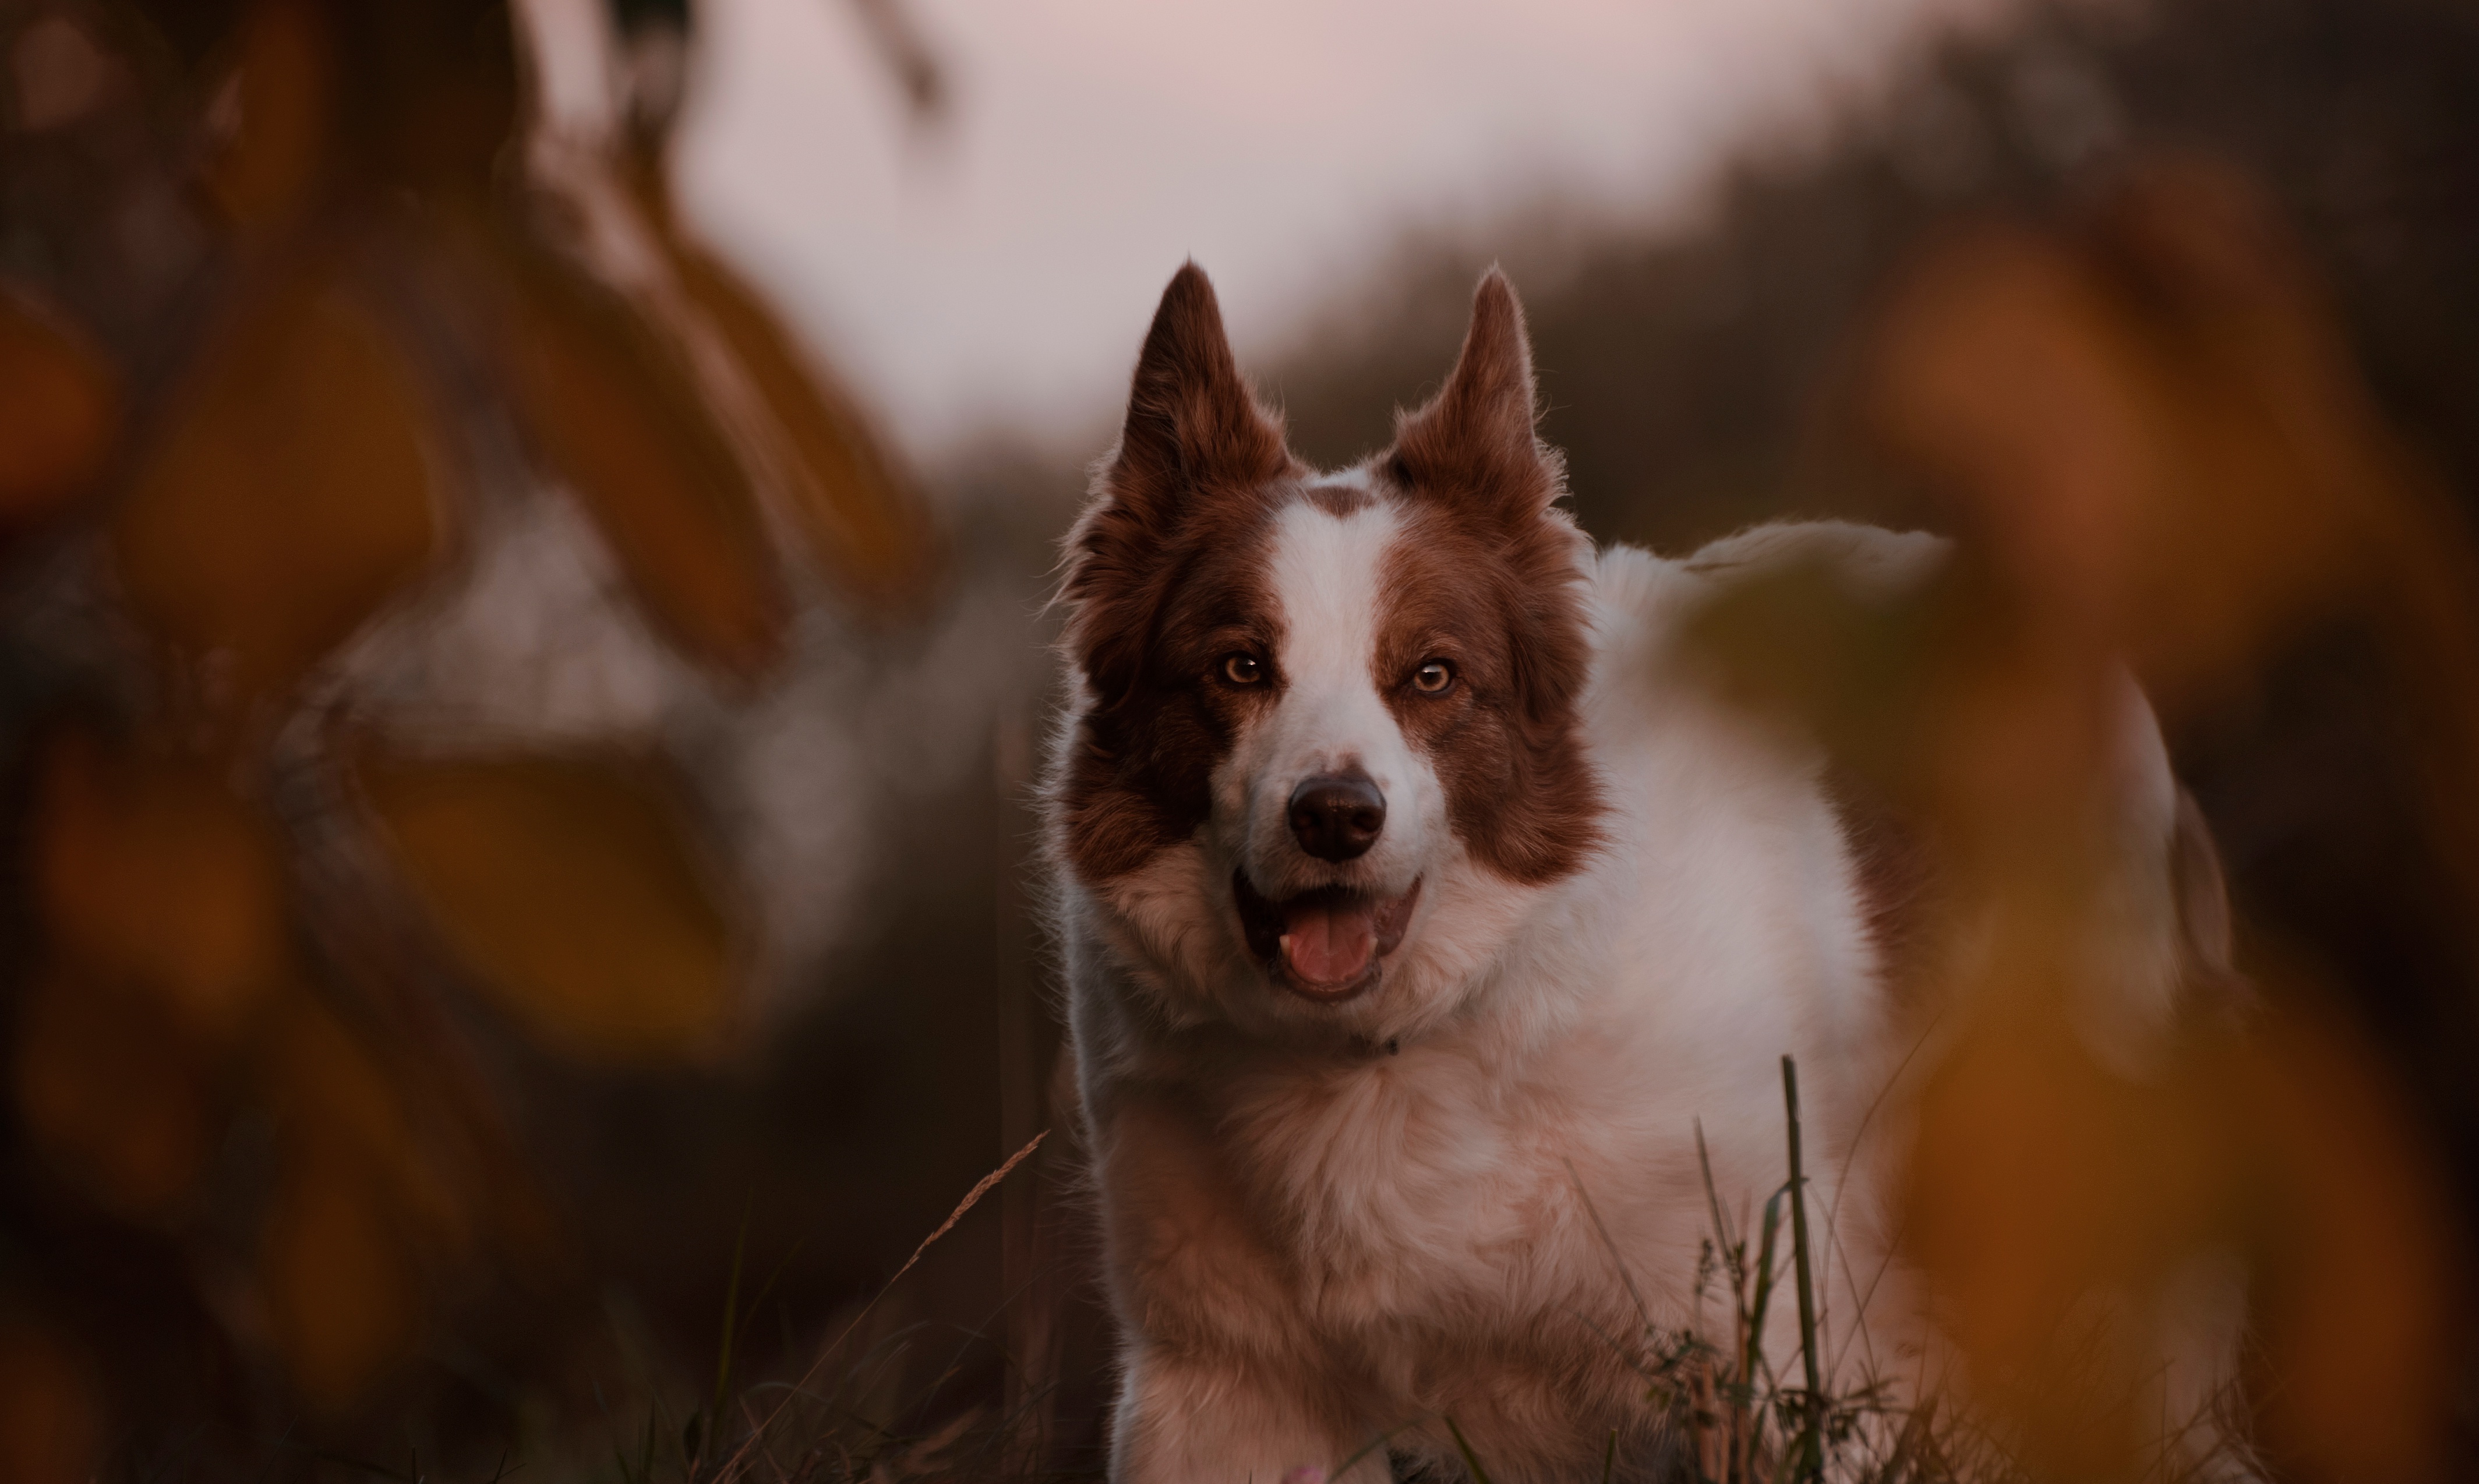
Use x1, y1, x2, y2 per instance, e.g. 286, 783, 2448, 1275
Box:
1288, 773, 1385, 861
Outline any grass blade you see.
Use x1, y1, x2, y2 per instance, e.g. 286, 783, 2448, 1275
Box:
1330, 1416, 1431, 1481
1746, 1184, 1786, 1387
1693, 1119, 1743, 1292
1443, 1415, 1498, 1484
706, 1193, 753, 1464
1781, 1055, 1824, 1484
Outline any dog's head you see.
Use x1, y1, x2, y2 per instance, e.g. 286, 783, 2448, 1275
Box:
1050, 264, 1604, 1041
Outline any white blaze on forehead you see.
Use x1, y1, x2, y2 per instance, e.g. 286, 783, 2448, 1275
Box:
1263, 498, 1405, 784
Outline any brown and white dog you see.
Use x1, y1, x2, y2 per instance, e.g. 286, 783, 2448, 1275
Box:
1043, 265, 2240, 1482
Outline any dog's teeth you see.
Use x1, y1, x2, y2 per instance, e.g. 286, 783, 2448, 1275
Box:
1277, 934, 1294, 955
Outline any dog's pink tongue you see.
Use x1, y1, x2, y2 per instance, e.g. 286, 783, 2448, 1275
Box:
1280, 898, 1376, 985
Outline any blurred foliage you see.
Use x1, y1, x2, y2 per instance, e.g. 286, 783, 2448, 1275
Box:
1682, 157, 2476, 1480
0, 0, 938, 1473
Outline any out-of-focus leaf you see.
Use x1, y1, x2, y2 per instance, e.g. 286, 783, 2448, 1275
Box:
0, 1318, 100, 1484
327, 1, 518, 193
201, 0, 334, 231
113, 271, 444, 714
12, 971, 213, 1219
358, 752, 734, 1060
31, 724, 291, 1043
487, 232, 790, 677
0, 291, 118, 528
1866, 224, 2172, 630
259, 1134, 421, 1410
2241, 1001, 2462, 1482
1862, 177, 2377, 708
1677, 553, 1948, 800
268, 999, 471, 1252
664, 234, 941, 612
253, 995, 491, 1407
609, 146, 938, 613
1851, 161, 2474, 1478
1902, 962, 2236, 1473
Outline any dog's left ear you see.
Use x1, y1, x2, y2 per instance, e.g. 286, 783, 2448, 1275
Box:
1385, 268, 1560, 520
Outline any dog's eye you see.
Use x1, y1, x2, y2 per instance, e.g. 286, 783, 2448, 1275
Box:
1411, 660, 1454, 694
1221, 653, 1266, 686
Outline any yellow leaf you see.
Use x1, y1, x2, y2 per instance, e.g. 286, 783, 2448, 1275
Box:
31, 723, 291, 1043
113, 271, 445, 713
358, 752, 734, 1060
0, 290, 117, 527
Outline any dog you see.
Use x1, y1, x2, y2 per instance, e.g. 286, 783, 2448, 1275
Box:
1041, 263, 2242, 1482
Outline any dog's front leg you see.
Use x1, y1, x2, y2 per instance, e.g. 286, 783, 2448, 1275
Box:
1111, 1346, 1385, 1484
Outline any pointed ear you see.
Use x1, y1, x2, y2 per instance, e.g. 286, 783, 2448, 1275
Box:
1385, 268, 1559, 518
1062, 265, 1291, 701
1107, 263, 1293, 515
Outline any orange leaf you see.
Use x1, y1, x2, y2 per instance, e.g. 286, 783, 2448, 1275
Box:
259, 1137, 421, 1411
12, 971, 213, 1219
113, 271, 445, 713
668, 241, 940, 611
1862, 203, 2370, 706
358, 752, 734, 1060
1865, 225, 2170, 635
265, 999, 471, 1254
202, 0, 334, 231
0, 291, 118, 528
31, 724, 291, 1043
0, 1318, 101, 1484
2241, 1002, 2464, 1482
491, 236, 789, 677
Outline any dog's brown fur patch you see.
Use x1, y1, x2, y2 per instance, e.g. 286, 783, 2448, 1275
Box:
1055, 264, 1305, 881
1375, 271, 1604, 884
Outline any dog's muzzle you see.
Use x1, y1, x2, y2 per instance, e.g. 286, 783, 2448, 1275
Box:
1233, 870, 1422, 1001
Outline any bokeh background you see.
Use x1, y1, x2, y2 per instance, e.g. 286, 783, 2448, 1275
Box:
2, 0, 2477, 1479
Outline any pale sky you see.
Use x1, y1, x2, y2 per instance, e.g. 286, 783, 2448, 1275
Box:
650, 0, 2013, 456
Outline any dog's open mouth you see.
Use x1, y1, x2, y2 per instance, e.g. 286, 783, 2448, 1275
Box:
1233, 871, 1422, 1000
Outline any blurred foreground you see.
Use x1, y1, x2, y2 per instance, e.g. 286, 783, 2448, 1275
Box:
2, 0, 2477, 1481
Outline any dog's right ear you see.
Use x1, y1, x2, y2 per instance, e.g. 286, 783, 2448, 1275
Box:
1105, 263, 1293, 521
1062, 266, 1290, 704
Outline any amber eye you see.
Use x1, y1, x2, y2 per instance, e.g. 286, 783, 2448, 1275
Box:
1221, 653, 1266, 686
1411, 659, 1454, 694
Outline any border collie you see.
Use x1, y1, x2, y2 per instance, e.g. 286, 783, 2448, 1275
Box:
1043, 264, 2236, 1482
